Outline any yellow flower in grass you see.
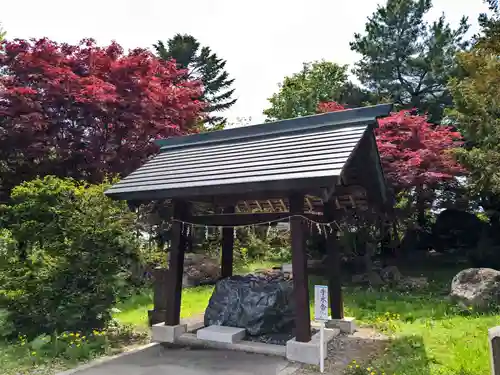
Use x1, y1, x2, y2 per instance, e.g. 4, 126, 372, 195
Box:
76, 333, 80, 337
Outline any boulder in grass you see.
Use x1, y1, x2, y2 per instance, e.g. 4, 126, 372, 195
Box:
181, 253, 220, 287
450, 268, 500, 310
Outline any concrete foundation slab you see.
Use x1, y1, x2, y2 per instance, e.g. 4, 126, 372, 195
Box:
57, 343, 295, 375
286, 328, 339, 365
152, 323, 187, 343
178, 332, 286, 356
197, 325, 246, 344
326, 317, 357, 334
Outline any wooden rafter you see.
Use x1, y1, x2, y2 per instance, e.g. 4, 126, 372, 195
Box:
349, 195, 356, 208
267, 200, 275, 212
305, 197, 314, 212
279, 199, 287, 211
335, 198, 341, 210
244, 201, 251, 212
255, 200, 263, 211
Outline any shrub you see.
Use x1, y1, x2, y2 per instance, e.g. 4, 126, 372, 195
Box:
0, 176, 142, 338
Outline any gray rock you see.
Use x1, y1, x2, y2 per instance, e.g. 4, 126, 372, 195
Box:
352, 271, 385, 286
450, 268, 500, 310
351, 273, 367, 284
398, 276, 429, 291
367, 271, 384, 286
380, 266, 402, 283
182, 253, 220, 287
204, 275, 295, 336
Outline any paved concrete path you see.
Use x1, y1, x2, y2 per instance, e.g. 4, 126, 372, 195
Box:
64, 344, 298, 375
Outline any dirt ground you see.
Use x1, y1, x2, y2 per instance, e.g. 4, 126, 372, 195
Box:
296, 328, 389, 375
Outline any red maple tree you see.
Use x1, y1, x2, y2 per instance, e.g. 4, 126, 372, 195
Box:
0, 38, 204, 199
317, 102, 464, 191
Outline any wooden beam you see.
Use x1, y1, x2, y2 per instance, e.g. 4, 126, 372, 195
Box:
323, 201, 344, 320
188, 212, 326, 226
267, 200, 275, 212
244, 201, 251, 212
335, 198, 341, 210
349, 195, 356, 208
305, 197, 314, 212
255, 200, 263, 211
165, 200, 188, 326
290, 193, 311, 343
221, 206, 235, 278
280, 199, 287, 211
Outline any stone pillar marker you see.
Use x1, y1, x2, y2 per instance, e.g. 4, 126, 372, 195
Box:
489, 326, 500, 375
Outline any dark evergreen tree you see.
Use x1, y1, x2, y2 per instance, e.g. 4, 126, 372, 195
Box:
155, 34, 236, 128
350, 0, 469, 122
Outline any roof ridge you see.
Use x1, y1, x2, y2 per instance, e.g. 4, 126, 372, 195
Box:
155, 103, 393, 152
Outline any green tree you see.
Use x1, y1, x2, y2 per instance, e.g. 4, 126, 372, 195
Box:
350, 0, 469, 122
448, 2, 500, 203
0, 176, 142, 337
154, 34, 236, 128
263, 60, 373, 121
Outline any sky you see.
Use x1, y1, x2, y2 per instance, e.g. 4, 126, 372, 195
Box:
2, 0, 490, 125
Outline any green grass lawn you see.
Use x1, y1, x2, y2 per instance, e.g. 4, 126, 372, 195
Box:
114, 261, 499, 374
336, 265, 500, 375
114, 260, 278, 327
4, 260, 498, 375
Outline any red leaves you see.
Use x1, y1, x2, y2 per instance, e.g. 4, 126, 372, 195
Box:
375, 109, 464, 189
317, 101, 346, 113
317, 102, 465, 190
0, 38, 204, 195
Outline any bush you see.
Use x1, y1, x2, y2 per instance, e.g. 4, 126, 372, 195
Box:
0, 176, 142, 338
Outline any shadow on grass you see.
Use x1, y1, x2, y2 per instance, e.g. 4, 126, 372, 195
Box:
369, 335, 431, 375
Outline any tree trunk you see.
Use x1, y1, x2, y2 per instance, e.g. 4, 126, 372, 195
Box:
416, 184, 426, 228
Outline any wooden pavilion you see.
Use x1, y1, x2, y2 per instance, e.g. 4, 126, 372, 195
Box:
105, 103, 392, 343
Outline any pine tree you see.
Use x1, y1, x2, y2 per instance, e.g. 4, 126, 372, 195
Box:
350, 0, 469, 122
448, 1, 500, 204
155, 34, 236, 128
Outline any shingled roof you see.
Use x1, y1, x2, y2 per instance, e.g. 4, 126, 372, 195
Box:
105, 104, 392, 202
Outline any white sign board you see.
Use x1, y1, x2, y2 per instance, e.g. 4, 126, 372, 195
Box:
314, 285, 329, 321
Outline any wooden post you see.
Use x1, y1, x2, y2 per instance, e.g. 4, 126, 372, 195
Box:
324, 201, 344, 319
490, 326, 500, 374
221, 206, 235, 278
290, 193, 311, 343
148, 267, 169, 326
165, 200, 188, 326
